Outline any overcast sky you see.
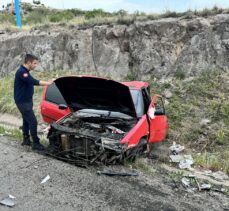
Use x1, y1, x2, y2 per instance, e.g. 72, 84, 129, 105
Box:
1, 0, 229, 13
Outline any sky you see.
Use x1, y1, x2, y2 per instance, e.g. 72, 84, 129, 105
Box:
1, 0, 229, 13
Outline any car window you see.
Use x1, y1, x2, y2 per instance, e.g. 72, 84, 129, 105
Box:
130, 89, 144, 117
45, 83, 66, 105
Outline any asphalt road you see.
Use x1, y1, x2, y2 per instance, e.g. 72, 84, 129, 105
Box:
0, 137, 228, 211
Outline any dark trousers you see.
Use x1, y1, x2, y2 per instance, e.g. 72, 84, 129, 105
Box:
16, 102, 39, 143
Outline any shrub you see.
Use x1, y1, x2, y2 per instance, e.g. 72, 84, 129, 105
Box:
0, 13, 15, 24
49, 10, 75, 22
24, 10, 46, 24
85, 9, 108, 19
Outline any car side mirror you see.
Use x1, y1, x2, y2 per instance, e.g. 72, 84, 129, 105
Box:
58, 104, 68, 110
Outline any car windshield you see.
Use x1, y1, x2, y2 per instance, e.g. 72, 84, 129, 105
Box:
130, 89, 144, 117
73, 109, 133, 120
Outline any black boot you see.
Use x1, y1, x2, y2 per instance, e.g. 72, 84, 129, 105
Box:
21, 134, 32, 146
32, 137, 45, 151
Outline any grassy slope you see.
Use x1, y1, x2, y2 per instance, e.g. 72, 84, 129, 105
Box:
1, 6, 229, 32
0, 70, 228, 173
150, 70, 229, 173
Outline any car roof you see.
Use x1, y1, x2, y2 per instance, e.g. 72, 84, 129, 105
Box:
122, 81, 149, 89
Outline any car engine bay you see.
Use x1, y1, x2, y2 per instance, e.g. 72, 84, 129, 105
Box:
47, 111, 141, 166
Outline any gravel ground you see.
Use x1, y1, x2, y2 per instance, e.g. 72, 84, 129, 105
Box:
0, 137, 228, 211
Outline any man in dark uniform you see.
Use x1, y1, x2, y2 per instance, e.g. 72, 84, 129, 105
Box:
14, 54, 53, 151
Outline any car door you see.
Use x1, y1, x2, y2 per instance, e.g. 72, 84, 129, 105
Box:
40, 83, 71, 124
147, 94, 169, 143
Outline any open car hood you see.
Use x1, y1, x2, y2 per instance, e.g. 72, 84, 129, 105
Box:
54, 76, 137, 118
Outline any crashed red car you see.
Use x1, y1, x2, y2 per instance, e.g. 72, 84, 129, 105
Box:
40, 76, 168, 165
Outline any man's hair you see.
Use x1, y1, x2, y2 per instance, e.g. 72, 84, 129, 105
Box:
24, 54, 38, 64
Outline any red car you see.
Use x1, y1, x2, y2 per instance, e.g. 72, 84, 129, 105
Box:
40, 76, 168, 165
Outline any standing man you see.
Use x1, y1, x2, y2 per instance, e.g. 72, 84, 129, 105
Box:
14, 54, 52, 151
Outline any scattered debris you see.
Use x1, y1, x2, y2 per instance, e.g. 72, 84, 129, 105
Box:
199, 118, 211, 127
164, 99, 169, 106
40, 175, 50, 184
97, 169, 139, 177
0, 195, 16, 207
181, 175, 211, 192
170, 154, 194, 169
42, 126, 50, 136
181, 177, 190, 188
3, 150, 8, 155
8, 195, 15, 199
169, 143, 194, 170
169, 142, 184, 154
211, 188, 226, 194
34, 165, 38, 169
178, 155, 194, 169
203, 170, 212, 176
169, 154, 184, 163
200, 183, 211, 190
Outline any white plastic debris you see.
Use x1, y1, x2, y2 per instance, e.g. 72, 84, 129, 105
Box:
169, 154, 184, 163
42, 126, 50, 135
8, 195, 15, 199
169, 142, 184, 154
3, 150, 8, 155
169, 154, 194, 169
40, 175, 50, 184
178, 155, 194, 169
181, 177, 190, 188
0, 196, 15, 207
200, 184, 211, 190
203, 170, 212, 176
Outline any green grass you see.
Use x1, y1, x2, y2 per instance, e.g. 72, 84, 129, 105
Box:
0, 76, 19, 116
0, 124, 48, 146
149, 70, 229, 174
0, 125, 22, 140
194, 151, 229, 174
169, 171, 184, 182
124, 158, 155, 174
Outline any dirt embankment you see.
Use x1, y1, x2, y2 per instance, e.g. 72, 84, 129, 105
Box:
0, 136, 228, 211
